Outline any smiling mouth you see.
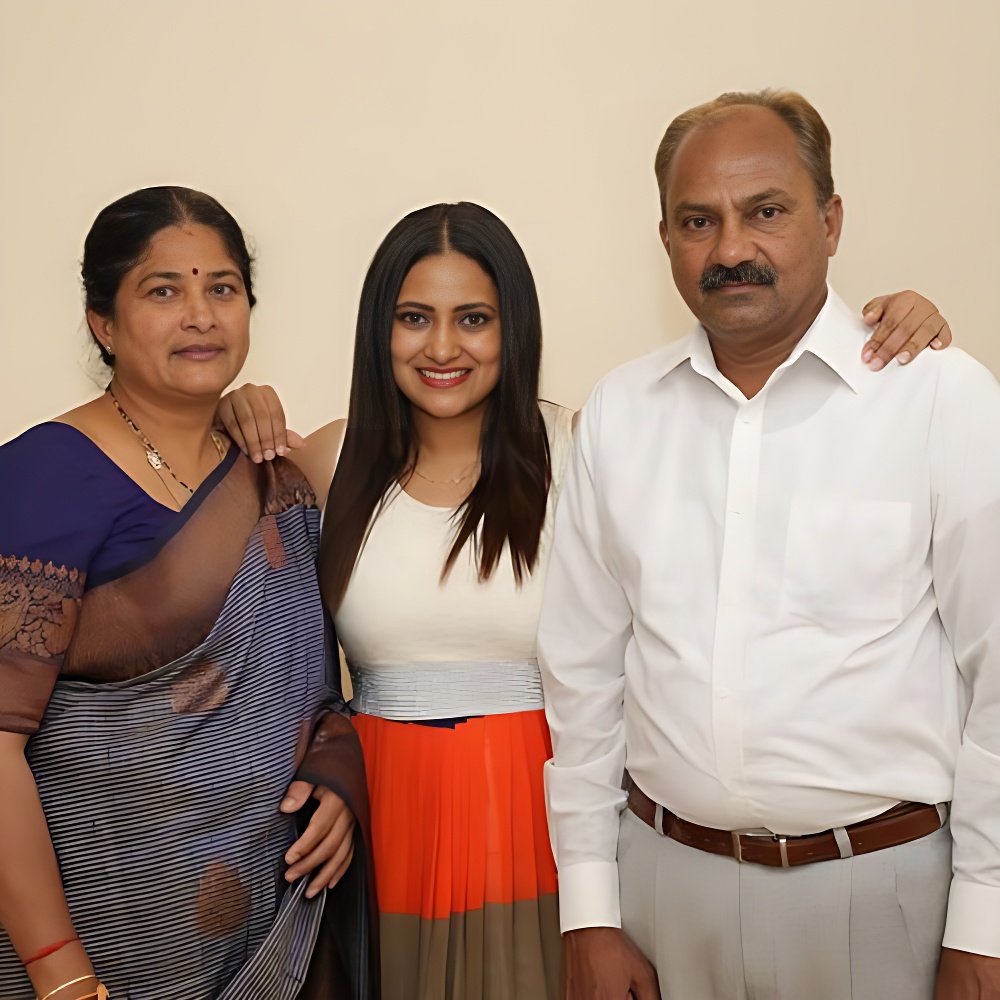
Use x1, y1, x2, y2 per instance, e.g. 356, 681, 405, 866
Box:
418, 368, 472, 387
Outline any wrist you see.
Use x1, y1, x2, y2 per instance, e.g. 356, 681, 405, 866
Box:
36, 974, 100, 1000
26, 940, 95, 998
565, 926, 626, 945
38, 976, 107, 1000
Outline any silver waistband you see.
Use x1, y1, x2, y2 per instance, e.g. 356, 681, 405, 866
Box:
347, 658, 544, 721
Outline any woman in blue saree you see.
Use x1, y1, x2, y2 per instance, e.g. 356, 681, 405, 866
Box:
0, 187, 376, 1000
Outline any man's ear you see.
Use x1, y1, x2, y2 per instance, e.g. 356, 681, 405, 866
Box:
823, 195, 844, 258
659, 219, 671, 258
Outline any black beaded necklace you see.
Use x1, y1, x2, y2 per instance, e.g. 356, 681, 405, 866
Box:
106, 386, 226, 495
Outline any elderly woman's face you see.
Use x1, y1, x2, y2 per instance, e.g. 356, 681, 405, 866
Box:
91, 224, 251, 400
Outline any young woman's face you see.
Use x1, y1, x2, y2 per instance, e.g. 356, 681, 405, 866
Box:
390, 252, 502, 421
89, 224, 251, 401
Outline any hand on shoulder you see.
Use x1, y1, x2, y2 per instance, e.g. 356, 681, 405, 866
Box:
214, 383, 305, 463
861, 290, 952, 371
214, 383, 344, 507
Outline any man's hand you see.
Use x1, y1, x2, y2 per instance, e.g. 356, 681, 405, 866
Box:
564, 927, 660, 999
280, 780, 356, 898
935, 948, 1000, 999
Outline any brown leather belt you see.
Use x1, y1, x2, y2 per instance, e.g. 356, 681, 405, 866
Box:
626, 781, 948, 868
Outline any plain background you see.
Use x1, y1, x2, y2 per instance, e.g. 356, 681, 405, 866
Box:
1, 0, 997, 444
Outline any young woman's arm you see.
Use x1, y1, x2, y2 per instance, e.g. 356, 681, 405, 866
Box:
292, 419, 346, 509
861, 289, 952, 370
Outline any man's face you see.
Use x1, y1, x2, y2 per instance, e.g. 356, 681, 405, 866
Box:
660, 106, 842, 343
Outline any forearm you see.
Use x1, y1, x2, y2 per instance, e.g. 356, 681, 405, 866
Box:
538, 392, 633, 930
294, 705, 368, 821
943, 738, 1000, 958
930, 354, 1000, 957
542, 675, 629, 930
0, 738, 94, 994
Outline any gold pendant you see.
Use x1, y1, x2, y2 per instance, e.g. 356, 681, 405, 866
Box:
146, 449, 163, 471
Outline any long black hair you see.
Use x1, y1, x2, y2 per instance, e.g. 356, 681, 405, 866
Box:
320, 202, 550, 611
82, 186, 255, 364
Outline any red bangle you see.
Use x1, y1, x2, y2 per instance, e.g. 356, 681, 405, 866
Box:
23, 935, 78, 966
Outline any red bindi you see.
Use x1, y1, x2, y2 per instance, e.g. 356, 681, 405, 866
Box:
192, 267, 199, 275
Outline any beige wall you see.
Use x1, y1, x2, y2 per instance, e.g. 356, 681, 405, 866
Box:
1, 0, 997, 444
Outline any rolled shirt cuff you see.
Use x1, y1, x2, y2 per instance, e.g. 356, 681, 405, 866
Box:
943, 878, 1000, 958
557, 860, 621, 932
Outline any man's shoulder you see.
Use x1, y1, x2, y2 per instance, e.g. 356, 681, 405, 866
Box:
590, 335, 697, 401
928, 348, 1000, 419
901, 345, 1000, 398
934, 345, 998, 382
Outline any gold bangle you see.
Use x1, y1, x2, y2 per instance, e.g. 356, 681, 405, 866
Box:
37, 975, 97, 1000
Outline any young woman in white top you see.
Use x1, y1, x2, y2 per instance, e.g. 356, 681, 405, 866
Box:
218, 200, 951, 1000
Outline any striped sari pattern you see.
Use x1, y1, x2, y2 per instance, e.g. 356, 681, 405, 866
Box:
0, 458, 357, 998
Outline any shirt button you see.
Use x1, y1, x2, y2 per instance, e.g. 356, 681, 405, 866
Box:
716, 687, 732, 700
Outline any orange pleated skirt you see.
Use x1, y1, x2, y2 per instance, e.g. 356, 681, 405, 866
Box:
352, 709, 561, 1000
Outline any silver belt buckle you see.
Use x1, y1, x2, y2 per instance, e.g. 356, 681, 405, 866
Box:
731, 829, 790, 867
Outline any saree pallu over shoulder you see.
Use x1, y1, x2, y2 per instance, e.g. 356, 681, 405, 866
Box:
0, 454, 376, 1000
62, 449, 306, 680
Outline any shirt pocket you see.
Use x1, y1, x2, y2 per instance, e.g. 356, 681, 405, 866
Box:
782, 499, 911, 623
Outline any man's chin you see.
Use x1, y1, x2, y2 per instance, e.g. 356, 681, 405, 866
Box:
697, 294, 780, 335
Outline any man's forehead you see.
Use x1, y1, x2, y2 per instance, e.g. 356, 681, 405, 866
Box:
667, 108, 809, 207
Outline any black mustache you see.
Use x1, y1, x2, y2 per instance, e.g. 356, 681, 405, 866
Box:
700, 261, 777, 292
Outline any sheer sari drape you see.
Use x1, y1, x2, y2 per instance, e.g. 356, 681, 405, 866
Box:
0, 452, 376, 999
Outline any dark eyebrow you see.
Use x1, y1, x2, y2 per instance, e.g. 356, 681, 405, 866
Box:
673, 188, 796, 219
136, 269, 243, 286
395, 300, 497, 313
738, 187, 794, 209
673, 201, 715, 218
137, 270, 184, 286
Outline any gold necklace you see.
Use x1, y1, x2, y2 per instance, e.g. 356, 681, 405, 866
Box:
106, 387, 226, 495
412, 462, 480, 486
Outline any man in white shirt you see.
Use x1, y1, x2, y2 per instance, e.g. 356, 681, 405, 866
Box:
537, 89, 1000, 999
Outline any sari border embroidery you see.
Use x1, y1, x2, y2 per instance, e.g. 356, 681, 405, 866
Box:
0, 554, 84, 658
0, 556, 80, 732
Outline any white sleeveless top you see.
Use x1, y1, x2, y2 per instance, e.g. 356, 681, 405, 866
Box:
336, 401, 575, 720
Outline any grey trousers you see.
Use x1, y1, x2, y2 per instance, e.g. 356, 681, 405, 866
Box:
617, 808, 952, 1000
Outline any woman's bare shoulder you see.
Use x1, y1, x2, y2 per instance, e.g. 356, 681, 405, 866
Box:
290, 419, 346, 508
52, 397, 110, 437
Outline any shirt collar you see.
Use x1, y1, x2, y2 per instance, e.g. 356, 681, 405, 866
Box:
660, 286, 871, 395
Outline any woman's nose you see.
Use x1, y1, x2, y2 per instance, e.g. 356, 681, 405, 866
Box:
182, 290, 217, 332
426, 323, 461, 362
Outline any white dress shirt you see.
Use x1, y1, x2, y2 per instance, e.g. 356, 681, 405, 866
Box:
537, 289, 1000, 958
